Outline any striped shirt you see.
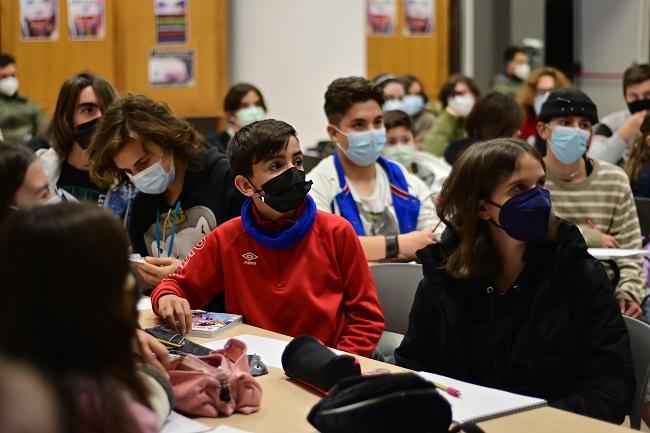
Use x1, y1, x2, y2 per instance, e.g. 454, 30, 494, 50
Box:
546, 158, 645, 304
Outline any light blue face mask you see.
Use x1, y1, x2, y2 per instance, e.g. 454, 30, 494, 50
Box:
237, 106, 266, 127
383, 99, 406, 113
335, 127, 386, 167
402, 94, 425, 116
549, 125, 590, 164
127, 156, 176, 194
534, 93, 549, 115
383, 143, 415, 167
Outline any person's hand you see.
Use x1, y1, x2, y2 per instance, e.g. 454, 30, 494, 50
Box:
618, 109, 647, 142
398, 227, 437, 260
133, 329, 170, 377
158, 294, 192, 335
135, 256, 182, 287
601, 233, 621, 249
619, 298, 642, 319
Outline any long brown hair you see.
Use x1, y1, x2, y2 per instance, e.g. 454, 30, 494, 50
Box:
516, 67, 572, 117
624, 114, 650, 189
88, 93, 205, 188
437, 138, 547, 279
0, 203, 150, 433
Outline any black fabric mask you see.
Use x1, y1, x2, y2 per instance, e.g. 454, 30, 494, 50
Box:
627, 99, 650, 114
74, 117, 100, 149
252, 167, 312, 213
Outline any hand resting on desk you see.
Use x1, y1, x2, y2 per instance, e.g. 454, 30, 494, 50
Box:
158, 294, 193, 335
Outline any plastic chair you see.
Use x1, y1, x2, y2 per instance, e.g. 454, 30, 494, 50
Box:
635, 197, 650, 238
370, 263, 423, 363
623, 316, 650, 429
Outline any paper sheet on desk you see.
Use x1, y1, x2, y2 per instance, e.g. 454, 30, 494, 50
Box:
137, 296, 152, 311
588, 248, 650, 260
161, 411, 211, 433
210, 426, 254, 433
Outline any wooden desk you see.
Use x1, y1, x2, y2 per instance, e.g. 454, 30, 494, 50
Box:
140, 310, 635, 433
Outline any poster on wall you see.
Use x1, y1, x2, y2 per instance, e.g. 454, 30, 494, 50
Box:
67, 0, 106, 40
154, 0, 188, 44
148, 50, 195, 87
403, 0, 435, 36
20, 0, 59, 41
367, 0, 396, 36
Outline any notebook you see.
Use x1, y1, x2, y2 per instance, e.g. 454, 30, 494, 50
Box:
418, 372, 547, 425
190, 311, 243, 337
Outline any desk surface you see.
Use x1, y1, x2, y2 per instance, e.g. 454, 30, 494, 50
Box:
140, 310, 635, 433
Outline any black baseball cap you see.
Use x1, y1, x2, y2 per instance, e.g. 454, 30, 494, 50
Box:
538, 88, 598, 124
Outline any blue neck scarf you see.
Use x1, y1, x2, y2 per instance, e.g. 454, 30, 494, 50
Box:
241, 195, 317, 250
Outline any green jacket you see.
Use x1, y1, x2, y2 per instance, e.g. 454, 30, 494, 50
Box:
0, 93, 48, 142
420, 110, 466, 157
490, 72, 522, 99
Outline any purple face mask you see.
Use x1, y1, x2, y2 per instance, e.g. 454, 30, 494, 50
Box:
488, 187, 551, 242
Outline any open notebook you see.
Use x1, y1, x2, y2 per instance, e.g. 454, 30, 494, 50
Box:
418, 372, 547, 425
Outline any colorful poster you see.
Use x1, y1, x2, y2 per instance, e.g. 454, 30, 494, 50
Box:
148, 50, 195, 87
155, 0, 188, 44
367, 0, 396, 36
403, 0, 435, 36
20, 0, 59, 41
67, 0, 105, 40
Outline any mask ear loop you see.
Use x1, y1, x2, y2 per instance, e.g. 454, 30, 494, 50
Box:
245, 176, 266, 202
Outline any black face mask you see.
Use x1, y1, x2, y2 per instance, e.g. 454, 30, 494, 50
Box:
74, 117, 100, 149
627, 99, 650, 114
251, 167, 312, 213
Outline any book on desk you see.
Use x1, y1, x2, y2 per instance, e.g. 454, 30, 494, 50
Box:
190, 311, 243, 337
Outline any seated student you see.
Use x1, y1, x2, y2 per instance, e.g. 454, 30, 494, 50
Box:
383, 109, 450, 194
396, 138, 634, 424
372, 73, 406, 113
538, 88, 645, 316
445, 91, 525, 165
0, 141, 57, 223
35, 72, 136, 219
308, 76, 439, 262
88, 94, 246, 287
206, 83, 267, 154
0, 203, 174, 433
624, 113, 650, 197
150, 119, 384, 356
421, 74, 480, 157
490, 46, 530, 98
588, 63, 650, 164
399, 74, 437, 143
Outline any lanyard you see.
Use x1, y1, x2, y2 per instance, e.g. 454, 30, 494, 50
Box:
155, 200, 181, 258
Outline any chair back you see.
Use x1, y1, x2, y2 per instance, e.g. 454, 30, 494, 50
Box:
623, 315, 650, 429
634, 197, 650, 238
370, 263, 423, 334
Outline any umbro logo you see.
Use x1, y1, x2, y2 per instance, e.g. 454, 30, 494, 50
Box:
242, 252, 258, 265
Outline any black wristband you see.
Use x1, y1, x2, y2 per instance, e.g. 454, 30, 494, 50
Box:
385, 235, 398, 259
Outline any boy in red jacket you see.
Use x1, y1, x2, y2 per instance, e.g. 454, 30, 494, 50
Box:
151, 119, 384, 356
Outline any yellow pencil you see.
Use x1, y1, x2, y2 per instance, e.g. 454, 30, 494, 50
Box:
157, 338, 182, 348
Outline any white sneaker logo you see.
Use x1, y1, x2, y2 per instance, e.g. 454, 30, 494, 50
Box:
242, 252, 258, 265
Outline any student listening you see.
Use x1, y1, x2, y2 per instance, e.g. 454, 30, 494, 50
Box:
308, 76, 439, 262
88, 94, 246, 287
150, 119, 384, 356
399, 74, 437, 143
0, 203, 173, 433
537, 88, 645, 317
624, 113, 650, 197
396, 138, 634, 424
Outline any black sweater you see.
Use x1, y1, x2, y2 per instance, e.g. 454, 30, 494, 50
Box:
395, 221, 635, 424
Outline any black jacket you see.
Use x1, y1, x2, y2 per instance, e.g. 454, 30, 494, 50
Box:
128, 147, 246, 257
395, 221, 635, 424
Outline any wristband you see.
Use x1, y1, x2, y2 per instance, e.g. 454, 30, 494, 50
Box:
385, 235, 398, 259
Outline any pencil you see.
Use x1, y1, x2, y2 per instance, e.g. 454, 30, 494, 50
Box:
434, 381, 461, 398
157, 338, 182, 348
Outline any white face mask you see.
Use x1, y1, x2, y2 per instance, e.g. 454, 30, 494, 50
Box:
513, 63, 531, 80
237, 106, 266, 128
0, 76, 19, 97
447, 94, 475, 117
126, 156, 176, 194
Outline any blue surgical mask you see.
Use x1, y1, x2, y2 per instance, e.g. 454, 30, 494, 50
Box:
549, 125, 590, 164
127, 156, 176, 194
402, 94, 425, 116
237, 106, 266, 127
383, 99, 406, 112
534, 93, 549, 115
335, 127, 386, 167
489, 187, 551, 242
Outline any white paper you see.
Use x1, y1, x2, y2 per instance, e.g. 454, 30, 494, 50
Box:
204, 334, 289, 368
161, 411, 211, 433
588, 248, 650, 260
210, 426, 254, 433
418, 372, 546, 424
137, 296, 152, 311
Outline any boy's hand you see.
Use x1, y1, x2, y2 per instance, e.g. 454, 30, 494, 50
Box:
601, 233, 621, 249
618, 110, 647, 142
619, 299, 642, 319
133, 329, 170, 377
398, 228, 436, 260
158, 295, 192, 335
136, 256, 182, 287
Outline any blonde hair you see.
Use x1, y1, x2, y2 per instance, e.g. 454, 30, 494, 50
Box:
624, 114, 650, 190
516, 67, 572, 117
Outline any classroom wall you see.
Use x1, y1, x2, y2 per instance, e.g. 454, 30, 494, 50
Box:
229, 0, 366, 150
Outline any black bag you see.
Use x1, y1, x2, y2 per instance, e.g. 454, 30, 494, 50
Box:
308, 373, 452, 433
